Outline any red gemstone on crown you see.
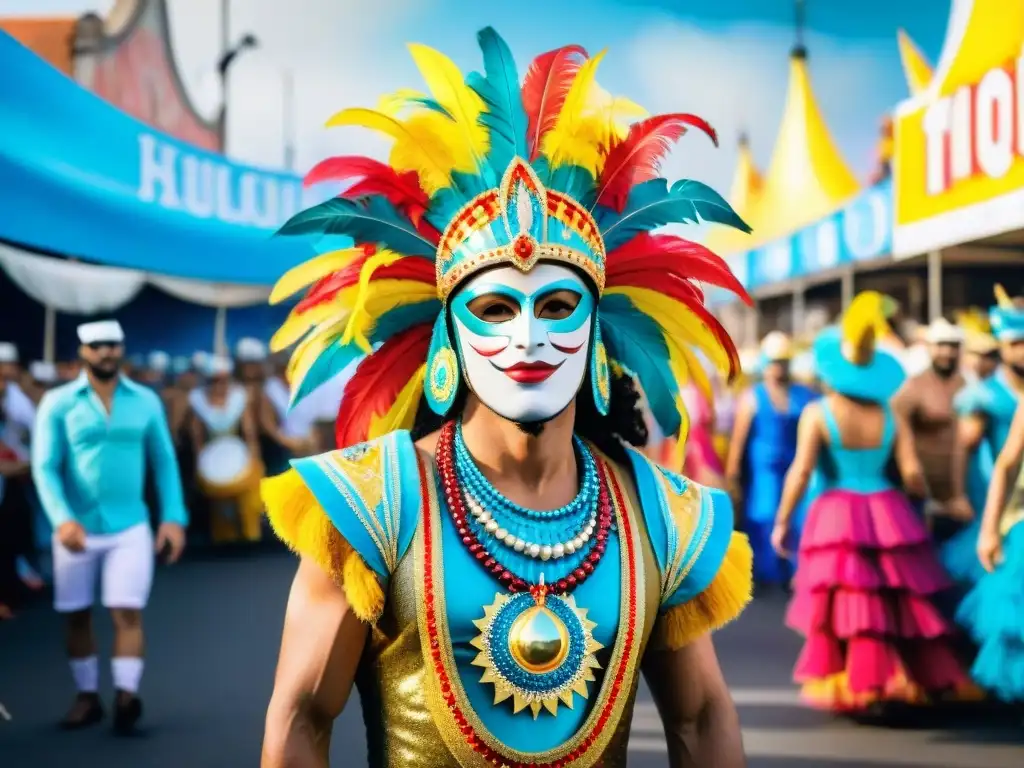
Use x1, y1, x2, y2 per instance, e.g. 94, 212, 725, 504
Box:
512, 234, 535, 262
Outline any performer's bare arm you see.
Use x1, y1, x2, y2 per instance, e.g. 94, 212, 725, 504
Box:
977, 401, 1024, 571
242, 401, 262, 462
189, 410, 205, 461
724, 391, 754, 497
263, 558, 368, 768
958, 414, 987, 452
771, 403, 822, 555
643, 634, 745, 768
893, 410, 927, 497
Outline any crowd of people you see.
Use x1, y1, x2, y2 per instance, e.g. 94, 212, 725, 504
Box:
660, 286, 1024, 716
0, 329, 345, 621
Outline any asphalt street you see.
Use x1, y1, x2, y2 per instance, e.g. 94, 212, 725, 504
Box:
2, 546, 1022, 767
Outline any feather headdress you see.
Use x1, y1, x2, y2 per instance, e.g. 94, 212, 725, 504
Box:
272, 28, 751, 448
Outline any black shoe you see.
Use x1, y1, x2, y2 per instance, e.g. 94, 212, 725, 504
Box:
112, 690, 142, 735
59, 692, 104, 730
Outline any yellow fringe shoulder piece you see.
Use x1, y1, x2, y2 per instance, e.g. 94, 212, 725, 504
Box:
656, 532, 753, 651
262, 469, 385, 624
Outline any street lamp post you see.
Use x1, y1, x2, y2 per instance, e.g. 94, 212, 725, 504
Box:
216, 0, 259, 153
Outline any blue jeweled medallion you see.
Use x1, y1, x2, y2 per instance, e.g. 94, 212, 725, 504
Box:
470, 582, 603, 719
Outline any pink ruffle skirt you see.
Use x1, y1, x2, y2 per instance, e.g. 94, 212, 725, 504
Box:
785, 489, 968, 711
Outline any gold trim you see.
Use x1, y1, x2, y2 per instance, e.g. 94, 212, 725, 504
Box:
413, 459, 646, 767
660, 481, 703, 601
436, 244, 605, 301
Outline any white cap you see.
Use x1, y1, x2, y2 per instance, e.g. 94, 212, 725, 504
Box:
760, 331, 794, 361
0, 342, 19, 363
77, 320, 125, 345
29, 361, 57, 383
738, 348, 761, 376
235, 337, 268, 362
192, 351, 210, 370
925, 317, 965, 345
148, 351, 171, 372
206, 355, 234, 377
171, 355, 191, 374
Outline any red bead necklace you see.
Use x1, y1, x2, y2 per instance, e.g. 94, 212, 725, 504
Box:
436, 421, 613, 596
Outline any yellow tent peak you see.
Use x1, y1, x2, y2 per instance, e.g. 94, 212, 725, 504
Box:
744, 48, 860, 246
704, 132, 764, 255
896, 29, 933, 96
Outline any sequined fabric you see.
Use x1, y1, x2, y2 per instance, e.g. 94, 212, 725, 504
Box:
353, 471, 662, 767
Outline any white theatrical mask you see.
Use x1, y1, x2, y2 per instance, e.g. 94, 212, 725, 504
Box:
449, 263, 594, 423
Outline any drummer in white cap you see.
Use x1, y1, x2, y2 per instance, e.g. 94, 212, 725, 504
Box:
892, 317, 972, 534
32, 319, 187, 734
188, 354, 263, 543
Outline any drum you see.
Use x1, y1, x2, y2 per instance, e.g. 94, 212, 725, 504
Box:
197, 436, 256, 499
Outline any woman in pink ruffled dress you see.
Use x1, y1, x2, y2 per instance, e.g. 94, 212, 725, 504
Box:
770, 293, 968, 713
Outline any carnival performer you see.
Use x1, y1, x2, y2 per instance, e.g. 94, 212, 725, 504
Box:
189, 355, 264, 543
958, 394, 1024, 704
726, 331, 816, 587
260, 29, 753, 768
772, 293, 967, 714
942, 287, 1024, 586
32, 320, 187, 733
892, 318, 972, 541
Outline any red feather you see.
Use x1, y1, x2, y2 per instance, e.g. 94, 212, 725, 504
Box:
295, 253, 435, 314
335, 323, 432, 448
522, 44, 588, 160
606, 234, 752, 305
304, 156, 433, 232
596, 114, 718, 212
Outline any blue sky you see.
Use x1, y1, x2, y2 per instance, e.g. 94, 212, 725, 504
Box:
4, 0, 951, 192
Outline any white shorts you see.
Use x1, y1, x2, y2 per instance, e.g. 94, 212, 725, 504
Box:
52, 523, 154, 613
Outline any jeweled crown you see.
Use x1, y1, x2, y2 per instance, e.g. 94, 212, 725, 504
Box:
435, 159, 606, 301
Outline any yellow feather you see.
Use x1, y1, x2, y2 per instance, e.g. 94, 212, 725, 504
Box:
341, 249, 405, 353
841, 291, 893, 351
270, 247, 366, 305
326, 107, 453, 194
396, 112, 477, 179
271, 299, 347, 353
367, 365, 426, 440
377, 88, 433, 117
994, 284, 1014, 309
287, 312, 353, 391
955, 307, 991, 335
541, 50, 608, 173
406, 43, 489, 167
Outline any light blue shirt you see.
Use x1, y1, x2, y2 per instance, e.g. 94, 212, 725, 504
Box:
32, 373, 187, 534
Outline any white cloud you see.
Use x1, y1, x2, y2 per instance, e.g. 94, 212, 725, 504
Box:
163, 0, 430, 171
625, 16, 893, 194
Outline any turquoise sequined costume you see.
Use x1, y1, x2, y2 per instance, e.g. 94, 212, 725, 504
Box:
260, 28, 754, 767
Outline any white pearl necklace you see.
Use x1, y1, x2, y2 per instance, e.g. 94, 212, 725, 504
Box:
465, 493, 595, 561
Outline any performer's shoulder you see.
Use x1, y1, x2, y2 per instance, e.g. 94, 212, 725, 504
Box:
263, 430, 421, 584
37, 379, 84, 415
621, 447, 739, 606
955, 378, 998, 415
621, 445, 752, 648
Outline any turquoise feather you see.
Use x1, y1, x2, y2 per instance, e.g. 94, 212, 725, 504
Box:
598, 178, 751, 252
468, 27, 528, 175
291, 343, 364, 407
290, 300, 441, 407
278, 196, 436, 258
599, 294, 681, 437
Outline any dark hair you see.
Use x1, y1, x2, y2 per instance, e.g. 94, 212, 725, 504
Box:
410, 368, 648, 464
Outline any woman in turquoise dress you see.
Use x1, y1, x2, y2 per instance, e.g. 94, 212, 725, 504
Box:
955, 294, 1024, 702
942, 291, 1024, 585
773, 293, 968, 713
726, 332, 817, 586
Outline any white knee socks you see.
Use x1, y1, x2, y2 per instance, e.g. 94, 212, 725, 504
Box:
69, 656, 99, 693
111, 657, 144, 694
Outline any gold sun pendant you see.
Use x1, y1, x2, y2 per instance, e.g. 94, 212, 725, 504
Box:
470, 578, 603, 719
